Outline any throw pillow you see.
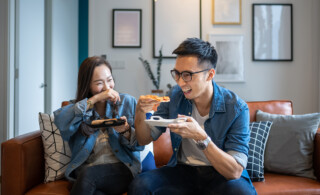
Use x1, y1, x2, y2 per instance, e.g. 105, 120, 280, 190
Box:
256, 110, 320, 179
140, 142, 157, 172
246, 121, 272, 182
38, 113, 71, 183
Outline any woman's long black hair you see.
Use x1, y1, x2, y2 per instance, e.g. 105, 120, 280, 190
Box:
76, 56, 115, 137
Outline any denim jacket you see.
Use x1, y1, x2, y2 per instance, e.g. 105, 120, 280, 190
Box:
151, 80, 251, 180
54, 93, 144, 181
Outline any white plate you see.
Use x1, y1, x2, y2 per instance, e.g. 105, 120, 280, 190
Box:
145, 116, 187, 127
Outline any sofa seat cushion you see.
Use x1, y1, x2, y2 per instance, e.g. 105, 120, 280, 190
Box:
25, 180, 71, 195
253, 173, 320, 194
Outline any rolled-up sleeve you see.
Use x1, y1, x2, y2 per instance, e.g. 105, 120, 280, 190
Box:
54, 99, 93, 141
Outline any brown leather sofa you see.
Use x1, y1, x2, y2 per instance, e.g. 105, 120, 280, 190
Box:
2, 100, 320, 195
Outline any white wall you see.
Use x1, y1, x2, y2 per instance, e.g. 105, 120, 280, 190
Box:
316, 1, 320, 112
0, 0, 9, 143
16, 0, 45, 135
0, 0, 78, 140
89, 0, 320, 114
50, 0, 78, 113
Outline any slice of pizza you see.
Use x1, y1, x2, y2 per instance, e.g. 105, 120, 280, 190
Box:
140, 95, 170, 102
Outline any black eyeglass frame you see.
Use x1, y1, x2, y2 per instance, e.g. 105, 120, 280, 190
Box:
170, 69, 211, 82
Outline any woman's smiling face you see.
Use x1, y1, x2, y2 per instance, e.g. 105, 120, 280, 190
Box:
90, 64, 115, 96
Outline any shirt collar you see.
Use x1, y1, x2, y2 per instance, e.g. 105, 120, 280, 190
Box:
209, 80, 226, 117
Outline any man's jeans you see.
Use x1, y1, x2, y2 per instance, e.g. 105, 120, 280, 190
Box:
128, 164, 257, 195
70, 162, 133, 195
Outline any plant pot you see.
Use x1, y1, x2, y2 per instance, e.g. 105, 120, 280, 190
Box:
151, 89, 164, 97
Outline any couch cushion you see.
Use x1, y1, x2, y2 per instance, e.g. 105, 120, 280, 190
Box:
39, 113, 71, 183
140, 142, 157, 172
256, 110, 320, 179
247, 121, 272, 182
153, 128, 173, 167
25, 179, 71, 195
253, 173, 320, 194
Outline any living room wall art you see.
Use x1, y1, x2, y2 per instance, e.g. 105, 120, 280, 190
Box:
112, 9, 142, 48
208, 34, 244, 82
212, 0, 241, 25
252, 4, 293, 61
153, 0, 202, 58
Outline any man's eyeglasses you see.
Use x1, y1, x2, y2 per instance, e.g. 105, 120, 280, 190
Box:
170, 69, 210, 82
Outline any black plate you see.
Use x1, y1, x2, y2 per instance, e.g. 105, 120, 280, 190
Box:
88, 118, 125, 128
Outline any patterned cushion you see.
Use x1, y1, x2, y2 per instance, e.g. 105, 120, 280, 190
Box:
140, 142, 156, 172
38, 113, 71, 183
246, 121, 273, 182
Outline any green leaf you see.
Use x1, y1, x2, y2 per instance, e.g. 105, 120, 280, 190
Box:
139, 48, 163, 90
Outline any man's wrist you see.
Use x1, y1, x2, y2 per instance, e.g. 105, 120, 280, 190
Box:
195, 131, 208, 142
195, 136, 211, 150
136, 109, 147, 119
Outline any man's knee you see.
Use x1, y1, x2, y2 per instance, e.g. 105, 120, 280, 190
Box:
128, 173, 154, 195
212, 178, 256, 195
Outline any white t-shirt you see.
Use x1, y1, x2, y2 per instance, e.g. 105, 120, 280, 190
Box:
178, 103, 211, 166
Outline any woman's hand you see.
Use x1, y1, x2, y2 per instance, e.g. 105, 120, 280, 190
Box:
93, 89, 120, 104
113, 116, 130, 133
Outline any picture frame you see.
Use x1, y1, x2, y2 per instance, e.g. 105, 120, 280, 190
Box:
208, 34, 244, 82
112, 9, 142, 48
212, 0, 241, 25
252, 4, 293, 61
153, 0, 202, 58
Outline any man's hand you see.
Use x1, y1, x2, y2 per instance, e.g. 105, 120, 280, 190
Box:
168, 115, 207, 140
136, 97, 159, 114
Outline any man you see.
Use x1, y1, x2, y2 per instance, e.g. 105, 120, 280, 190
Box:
129, 38, 256, 195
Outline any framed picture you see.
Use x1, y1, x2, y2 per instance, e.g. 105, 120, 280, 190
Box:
212, 0, 241, 25
208, 34, 244, 82
112, 9, 142, 48
153, 0, 202, 58
252, 4, 293, 61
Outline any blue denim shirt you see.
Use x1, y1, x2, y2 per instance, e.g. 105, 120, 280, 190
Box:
151, 80, 251, 180
54, 93, 144, 181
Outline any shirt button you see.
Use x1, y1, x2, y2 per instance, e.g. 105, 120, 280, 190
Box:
174, 148, 178, 152
188, 112, 191, 115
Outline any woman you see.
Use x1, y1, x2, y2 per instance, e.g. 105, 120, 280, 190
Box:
54, 56, 144, 195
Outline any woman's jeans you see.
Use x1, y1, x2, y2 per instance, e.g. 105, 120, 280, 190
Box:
128, 164, 257, 195
70, 162, 133, 195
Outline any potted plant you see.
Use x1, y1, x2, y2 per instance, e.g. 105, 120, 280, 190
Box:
139, 49, 163, 96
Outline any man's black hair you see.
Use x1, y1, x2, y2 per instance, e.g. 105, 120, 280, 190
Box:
172, 37, 218, 69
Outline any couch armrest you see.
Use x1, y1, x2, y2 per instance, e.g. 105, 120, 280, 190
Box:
1, 131, 44, 195
314, 128, 320, 180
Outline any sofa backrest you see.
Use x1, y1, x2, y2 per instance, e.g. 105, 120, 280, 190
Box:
61, 100, 295, 167
247, 100, 293, 122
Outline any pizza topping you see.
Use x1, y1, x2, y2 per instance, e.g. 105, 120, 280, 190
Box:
140, 95, 170, 102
